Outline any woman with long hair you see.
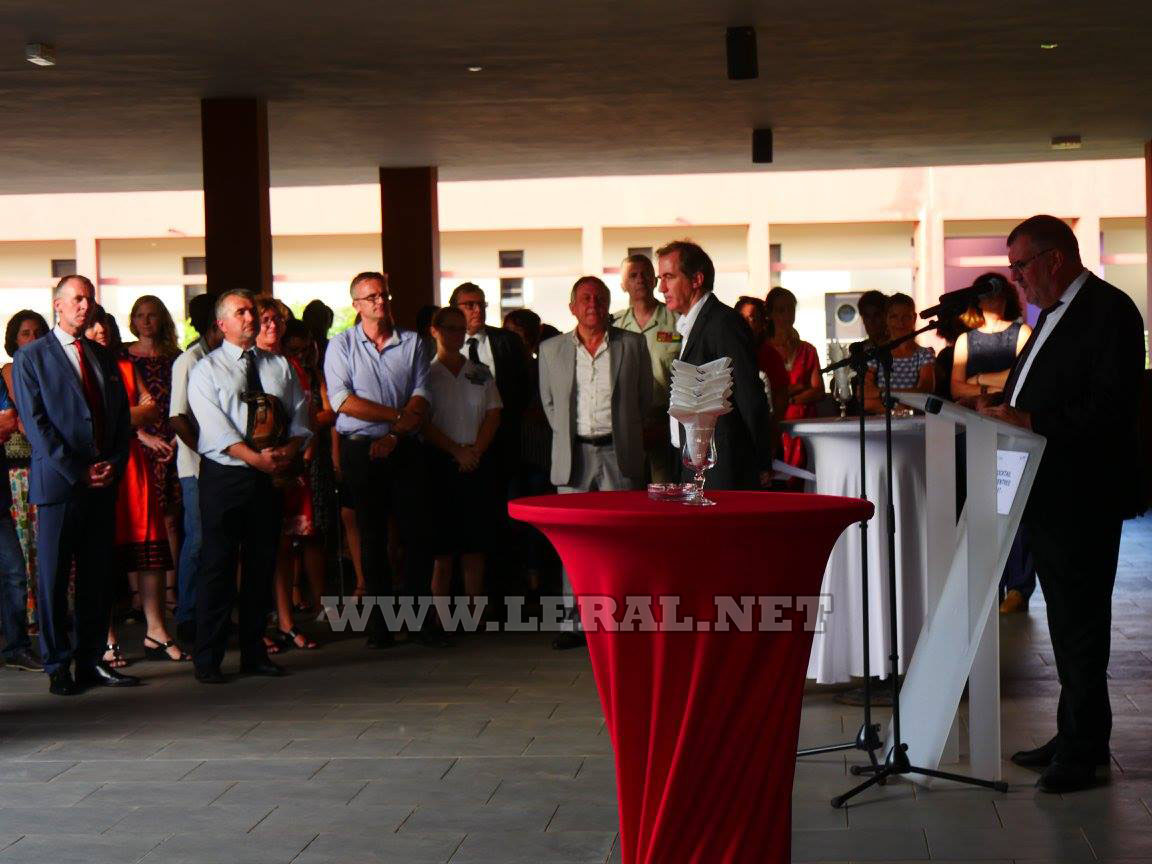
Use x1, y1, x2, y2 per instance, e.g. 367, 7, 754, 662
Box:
766, 286, 824, 477
950, 272, 1032, 399
254, 298, 321, 651
88, 306, 187, 663
1, 310, 49, 645
122, 295, 183, 615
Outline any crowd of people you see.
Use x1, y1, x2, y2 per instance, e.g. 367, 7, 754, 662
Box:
0, 218, 1146, 797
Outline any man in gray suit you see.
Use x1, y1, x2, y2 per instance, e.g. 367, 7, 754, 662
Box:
539, 276, 653, 648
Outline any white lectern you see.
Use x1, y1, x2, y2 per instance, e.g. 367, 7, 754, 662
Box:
890, 392, 1046, 784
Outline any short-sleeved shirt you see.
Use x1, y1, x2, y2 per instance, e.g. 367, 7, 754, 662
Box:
324, 324, 431, 438
868, 345, 936, 390
427, 357, 502, 446
612, 301, 679, 412
169, 338, 208, 479
187, 341, 310, 468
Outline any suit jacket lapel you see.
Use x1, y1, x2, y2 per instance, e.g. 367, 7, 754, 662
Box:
609, 327, 622, 389
49, 331, 88, 406
681, 293, 716, 361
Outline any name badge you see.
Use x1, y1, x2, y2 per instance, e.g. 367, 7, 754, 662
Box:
656, 331, 681, 343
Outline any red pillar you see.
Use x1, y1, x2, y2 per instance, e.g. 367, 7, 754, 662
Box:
380, 167, 439, 329
201, 99, 273, 297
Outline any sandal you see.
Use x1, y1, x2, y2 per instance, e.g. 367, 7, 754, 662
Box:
262, 635, 284, 655
122, 592, 145, 625
278, 627, 319, 651
103, 643, 129, 668
143, 635, 190, 663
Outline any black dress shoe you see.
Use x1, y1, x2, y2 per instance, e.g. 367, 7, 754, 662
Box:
551, 631, 586, 651
239, 660, 285, 677
76, 662, 141, 688
365, 634, 397, 650
48, 668, 78, 696
1012, 737, 1109, 770
194, 667, 227, 684
6, 649, 43, 672
1038, 759, 1110, 794
1011, 737, 1059, 768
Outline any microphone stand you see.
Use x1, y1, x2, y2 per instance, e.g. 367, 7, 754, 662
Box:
826, 319, 1009, 808
796, 350, 881, 770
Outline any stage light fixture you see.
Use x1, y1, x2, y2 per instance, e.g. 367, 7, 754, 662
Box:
1050, 135, 1082, 150
25, 43, 56, 66
726, 27, 758, 80
467, 65, 483, 73
752, 128, 773, 164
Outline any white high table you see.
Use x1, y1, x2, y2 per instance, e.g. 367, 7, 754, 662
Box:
783, 417, 928, 685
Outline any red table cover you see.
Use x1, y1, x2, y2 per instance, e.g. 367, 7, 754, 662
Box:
509, 490, 873, 864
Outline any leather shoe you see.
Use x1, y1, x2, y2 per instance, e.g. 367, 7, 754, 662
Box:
1012, 737, 1109, 770
1038, 759, 1109, 794
1011, 737, 1059, 768
365, 634, 397, 650
6, 649, 43, 672
999, 589, 1028, 614
76, 662, 141, 688
195, 667, 226, 684
240, 660, 285, 677
48, 668, 78, 696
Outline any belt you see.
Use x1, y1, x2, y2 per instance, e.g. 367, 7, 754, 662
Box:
343, 434, 376, 442
575, 434, 613, 447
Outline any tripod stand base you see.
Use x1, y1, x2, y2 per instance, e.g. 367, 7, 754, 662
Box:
831, 744, 1009, 808
798, 721, 883, 759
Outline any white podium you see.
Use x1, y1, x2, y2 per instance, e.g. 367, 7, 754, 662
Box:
889, 393, 1045, 784
783, 417, 929, 684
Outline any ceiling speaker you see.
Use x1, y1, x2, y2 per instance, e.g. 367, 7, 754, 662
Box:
752, 128, 773, 164
726, 27, 758, 80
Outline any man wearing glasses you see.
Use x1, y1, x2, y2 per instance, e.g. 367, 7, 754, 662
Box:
982, 215, 1145, 793
324, 271, 431, 648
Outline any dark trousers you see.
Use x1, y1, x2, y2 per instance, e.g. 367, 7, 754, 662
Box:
194, 460, 282, 672
1000, 524, 1037, 600
0, 512, 31, 659
340, 436, 428, 640
1028, 511, 1124, 761
36, 486, 117, 675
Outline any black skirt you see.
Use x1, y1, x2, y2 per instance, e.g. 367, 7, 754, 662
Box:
424, 444, 500, 555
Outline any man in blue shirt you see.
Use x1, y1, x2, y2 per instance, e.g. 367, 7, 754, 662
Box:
324, 271, 430, 648
187, 289, 310, 682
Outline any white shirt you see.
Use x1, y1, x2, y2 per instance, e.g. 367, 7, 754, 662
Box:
465, 328, 497, 382
53, 325, 103, 387
670, 293, 713, 445
1008, 269, 1089, 407
675, 292, 712, 358
169, 339, 208, 479
427, 357, 502, 446
574, 330, 613, 438
187, 340, 310, 468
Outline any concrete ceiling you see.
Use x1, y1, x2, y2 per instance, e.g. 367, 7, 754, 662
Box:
2, 0, 1151, 193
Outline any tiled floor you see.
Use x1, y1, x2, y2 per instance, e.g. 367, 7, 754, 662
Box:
0, 514, 1146, 862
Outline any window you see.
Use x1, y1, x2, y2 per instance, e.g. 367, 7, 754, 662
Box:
183, 256, 207, 316
50, 259, 77, 279
499, 249, 524, 312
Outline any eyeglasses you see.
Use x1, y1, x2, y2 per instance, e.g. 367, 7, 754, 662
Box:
456, 300, 487, 310
353, 292, 388, 305
1008, 247, 1054, 274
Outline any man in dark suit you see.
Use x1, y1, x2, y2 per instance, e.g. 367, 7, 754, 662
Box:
656, 240, 773, 490
984, 215, 1145, 793
12, 275, 135, 695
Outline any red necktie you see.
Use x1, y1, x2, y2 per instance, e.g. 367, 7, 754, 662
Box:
73, 340, 107, 452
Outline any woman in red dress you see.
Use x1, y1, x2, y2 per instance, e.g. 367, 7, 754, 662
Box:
254, 298, 320, 652
87, 307, 187, 664
766, 287, 825, 479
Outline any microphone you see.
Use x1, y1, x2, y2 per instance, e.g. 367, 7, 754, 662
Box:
919, 284, 990, 320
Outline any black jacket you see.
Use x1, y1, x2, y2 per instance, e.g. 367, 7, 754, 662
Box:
1012, 272, 1146, 521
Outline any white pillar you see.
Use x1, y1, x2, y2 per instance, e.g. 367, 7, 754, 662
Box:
74, 235, 101, 297
747, 220, 772, 296
581, 223, 604, 278
1074, 213, 1102, 277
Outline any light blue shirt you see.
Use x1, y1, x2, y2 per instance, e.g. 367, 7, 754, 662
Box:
187, 340, 310, 468
324, 324, 431, 438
